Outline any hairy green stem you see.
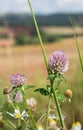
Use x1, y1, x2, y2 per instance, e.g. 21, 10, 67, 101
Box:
17, 118, 21, 129
27, 0, 65, 128
51, 85, 65, 128
69, 16, 83, 72
45, 95, 52, 130
22, 90, 38, 130
27, 0, 48, 68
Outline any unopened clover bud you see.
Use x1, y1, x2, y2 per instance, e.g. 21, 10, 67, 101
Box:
64, 89, 72, 98
3, 87, 12, 94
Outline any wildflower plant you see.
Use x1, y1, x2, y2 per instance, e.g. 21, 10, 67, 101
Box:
0, 0, 82, 130
2, 74, 38, 130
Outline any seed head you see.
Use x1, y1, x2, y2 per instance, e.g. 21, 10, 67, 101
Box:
3, 87, 12, 94
64, 89, 73, 98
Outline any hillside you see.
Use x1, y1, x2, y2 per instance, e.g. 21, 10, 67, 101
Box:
0, 13, 83, 26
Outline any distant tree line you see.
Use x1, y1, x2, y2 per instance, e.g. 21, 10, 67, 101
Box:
0, 13, 83, 27
15, 32, 83, 45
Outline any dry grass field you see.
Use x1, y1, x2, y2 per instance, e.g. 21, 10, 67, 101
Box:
0, 33, 83, 128
0, 36, 83, 83
41, 26, 83, 35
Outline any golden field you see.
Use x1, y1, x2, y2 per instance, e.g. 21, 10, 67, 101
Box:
0, 34, 83, 128
0, 36, 83, 83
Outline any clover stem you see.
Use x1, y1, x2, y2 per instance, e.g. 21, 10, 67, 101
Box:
22, 90, 38, 130
51, 85, 65, 128
45, 94, 52, 130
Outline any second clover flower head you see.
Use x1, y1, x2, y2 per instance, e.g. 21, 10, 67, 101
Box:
8, 91, 23, 103
10, 74, 26, 87
48, 50, 69, 74
27, 97, 37, 112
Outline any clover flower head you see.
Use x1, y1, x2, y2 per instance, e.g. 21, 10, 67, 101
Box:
10, 74, 26, 86
48, 51, 69, 74
27, 97, 37, 111
14, 91, 23, 103
8, 91, 23, 103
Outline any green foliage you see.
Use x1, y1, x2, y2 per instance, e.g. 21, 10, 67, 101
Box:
15, 34, 32, 45
23, 84, 34, 90
34, 88, 49, 96
26, 127, 34, 130
48, 73, 56, 81
15, 33, 61, 45
56, 91, 66, 102
15, 32, 83, 45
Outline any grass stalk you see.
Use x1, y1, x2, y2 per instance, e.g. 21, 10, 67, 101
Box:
27, 0, 48, 69
6, 120, 16, 130
27, 0, 66, 128
69, 16, 83, 72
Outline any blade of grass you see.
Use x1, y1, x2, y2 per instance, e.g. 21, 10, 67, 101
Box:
27, 0, 48, 69
68, 16, 83, 72
27, 0, 66, 128
6, 120, 16, 130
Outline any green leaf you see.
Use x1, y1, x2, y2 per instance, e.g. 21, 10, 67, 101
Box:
12, 88, 18, 99
48, 73, 55, 80
55, 73, 62, 86
56, 92, 66, 102
23, 84, 34, 90
34, 88, 49, 96
47, 85, 52, 93
55, 77, 61, 86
